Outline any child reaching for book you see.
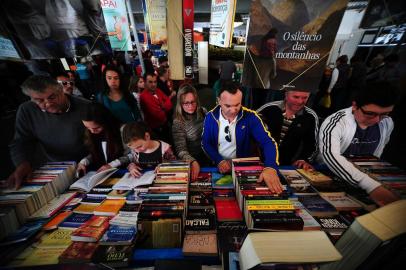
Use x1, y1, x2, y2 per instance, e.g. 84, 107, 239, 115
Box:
77, 103, 124, 177
101, 121, 176, 177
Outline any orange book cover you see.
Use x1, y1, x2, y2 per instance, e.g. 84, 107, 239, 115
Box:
73, 203, 99, 214
94, 199, 126, 216
71, 216, 110, 242
43, 211, 72, 230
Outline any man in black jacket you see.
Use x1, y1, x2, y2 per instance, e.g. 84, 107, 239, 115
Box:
257, 89, 318, 170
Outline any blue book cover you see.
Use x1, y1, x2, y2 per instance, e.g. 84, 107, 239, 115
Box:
212, 173, 233, 189
100, 225, 137, 244
59, 213, 93, 228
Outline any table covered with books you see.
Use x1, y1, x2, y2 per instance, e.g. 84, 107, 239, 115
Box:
0, 157, 405, 270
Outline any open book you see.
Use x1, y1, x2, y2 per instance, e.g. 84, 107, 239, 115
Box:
69, 168, 118, 192
112, 171, 155, 190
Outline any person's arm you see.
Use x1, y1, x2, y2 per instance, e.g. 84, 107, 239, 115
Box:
140, 92, 167, 121
297, 109, 319, 163
250, 112, 283, 193
318, 114, 398, 206
108, 152, 134, 168
8, 105, 37, 189
158, 90, 172, 112
327, 68, 339, 93
201, 114, 224, 166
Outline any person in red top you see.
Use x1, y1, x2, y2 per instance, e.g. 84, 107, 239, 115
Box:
140, 72, 173, 143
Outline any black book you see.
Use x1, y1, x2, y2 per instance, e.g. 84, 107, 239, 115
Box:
188, 190, 214, 209
185, 209, 216, 233
154, 259, 201, 270
217, 221, 248, 253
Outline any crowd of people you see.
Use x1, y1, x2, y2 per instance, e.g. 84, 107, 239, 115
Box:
4, 51, 403, 209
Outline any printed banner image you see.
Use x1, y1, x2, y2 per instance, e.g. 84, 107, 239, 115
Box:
209, 0, 237, 48
101, 0, 133, 51
242, 0, 349, 91
144, 0, 168, 47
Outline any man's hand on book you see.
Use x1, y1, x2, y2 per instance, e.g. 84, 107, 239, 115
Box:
218, 160, 231, 174
293, 160, 314, 171
369, 186, 400, 207
128, 163, 142, 178
7, 161, 32, 190
97, 164, 112, 173
258, 167, 284, 194
190, 160, 200, 181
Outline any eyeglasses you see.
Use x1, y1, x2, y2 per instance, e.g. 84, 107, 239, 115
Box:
359, 106, 391, 119
58, 81, 74, 86
224, 126, 231, 142
182, 101, 196, 106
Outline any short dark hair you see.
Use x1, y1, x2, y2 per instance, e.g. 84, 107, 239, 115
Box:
122, 122, 151, 144
218, 80, 241, 97
353, 81, 398, 107
21, 75, 62, 95
143, 71, 157, 81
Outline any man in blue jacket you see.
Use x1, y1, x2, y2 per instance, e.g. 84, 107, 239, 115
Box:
202, 81, 283, 194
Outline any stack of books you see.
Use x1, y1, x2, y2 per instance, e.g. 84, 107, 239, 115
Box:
183, 172, 218, 257
137, 162, 189, 249
350, 157, 406, 198
0, 162, 76, 224
232, 158, 303, 231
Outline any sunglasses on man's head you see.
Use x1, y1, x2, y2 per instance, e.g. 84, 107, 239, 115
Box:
58, 81, 74, 86
225, 126, 231, 142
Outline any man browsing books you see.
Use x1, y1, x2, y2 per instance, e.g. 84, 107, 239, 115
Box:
319, 81, 399, 206
202, 81, 283, 194
257, 88, 318, 170
7, 75, 89, 189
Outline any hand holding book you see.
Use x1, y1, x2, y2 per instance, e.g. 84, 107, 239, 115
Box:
369, 185, 400, 206
293, 159, 314, 171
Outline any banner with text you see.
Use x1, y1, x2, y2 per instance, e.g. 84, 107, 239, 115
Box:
183, 0, 194, 78
101, 0, 132, 51
209, 0, 237, 48
242, 0, 349, 91
145, 0, 167, 48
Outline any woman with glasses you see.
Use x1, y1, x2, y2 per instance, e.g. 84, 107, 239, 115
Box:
172, 84, 209, 180
97, 65, 141, 124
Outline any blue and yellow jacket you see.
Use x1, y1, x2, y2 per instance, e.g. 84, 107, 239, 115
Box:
201, 105, 279, 168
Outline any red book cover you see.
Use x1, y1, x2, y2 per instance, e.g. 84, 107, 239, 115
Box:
59, 242, 98, 263
214, 199, 243, 222
71, 216, 110, 242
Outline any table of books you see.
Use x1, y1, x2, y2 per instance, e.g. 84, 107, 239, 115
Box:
0, 157, 405, 269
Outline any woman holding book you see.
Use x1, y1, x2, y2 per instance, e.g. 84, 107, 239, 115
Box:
77, 103, 124, 176
172, 84, 209, 180
97, 65, 141, 124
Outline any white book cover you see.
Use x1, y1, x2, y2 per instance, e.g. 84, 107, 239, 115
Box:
112, 171, 155, 190
69, 168, 118, 192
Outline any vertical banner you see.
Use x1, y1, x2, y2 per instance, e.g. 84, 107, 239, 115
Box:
209, 0, 237, 48
183, 0, 194, 78
242, 0, 349, 91
144, 0, 167, 48
167, 0, 184, 80
101, 0, 133, 51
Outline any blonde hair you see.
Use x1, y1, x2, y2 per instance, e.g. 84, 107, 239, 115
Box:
174, 84, 204, 122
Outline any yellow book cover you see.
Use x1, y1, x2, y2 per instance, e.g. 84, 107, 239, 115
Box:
94, 199, 126, 216
37, 229, 72, 248
247, 205, 295, 210
21, 247, 67, 266
73, 203, 99, 214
